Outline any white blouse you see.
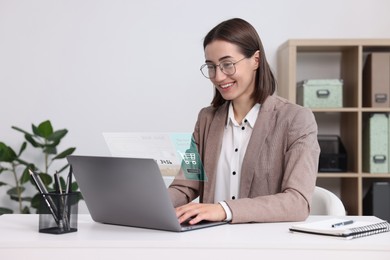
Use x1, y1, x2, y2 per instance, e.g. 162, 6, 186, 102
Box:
214, 102, 260, 220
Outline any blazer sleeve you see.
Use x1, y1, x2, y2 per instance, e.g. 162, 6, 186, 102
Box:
168, 104, 224, 207
167, 108, 207, 207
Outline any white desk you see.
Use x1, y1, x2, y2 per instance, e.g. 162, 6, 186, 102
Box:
0, 214, 389, 259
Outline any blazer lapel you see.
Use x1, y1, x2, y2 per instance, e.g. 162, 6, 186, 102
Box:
239, 96, 277, 198
202, 103, 228, 203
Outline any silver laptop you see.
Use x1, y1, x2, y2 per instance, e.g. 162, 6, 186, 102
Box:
67, 155, 226, 232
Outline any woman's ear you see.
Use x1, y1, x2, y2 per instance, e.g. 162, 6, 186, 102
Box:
253, 50, 260, 70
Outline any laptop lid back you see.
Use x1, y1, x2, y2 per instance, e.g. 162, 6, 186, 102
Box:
67, 155, 183, 232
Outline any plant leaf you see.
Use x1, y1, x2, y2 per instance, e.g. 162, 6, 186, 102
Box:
30, 194, 41, 209
0, 181, 9, 187
20, 167, 31, 184
48, 129, 68, 142
11, 126, 32, 136
39, 173, 53, 187
0, 207, 13, 214
15, 158, 32, 167
36, 120, 53, 138
0, 142, 17, 162
7, 186, 25, 196
57, 164, 69, 174
59, 176, 66, 190
17, 141, 27, 157
32, 123, 39, 136
22, 206, 30, 214
52, 147, 76, 160
24, 134, 41, 148
71, 181, 79, 192
75, 190, 83, 202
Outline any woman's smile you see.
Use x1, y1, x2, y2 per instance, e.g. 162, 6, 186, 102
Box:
219, 82, 235, 90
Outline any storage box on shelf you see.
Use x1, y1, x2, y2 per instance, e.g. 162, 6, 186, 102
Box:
318, 135, 347, 172
297, 79, 343, 108
277, 39, 390, 216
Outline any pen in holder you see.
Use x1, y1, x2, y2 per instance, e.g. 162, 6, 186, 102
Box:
38, 191, 80, 234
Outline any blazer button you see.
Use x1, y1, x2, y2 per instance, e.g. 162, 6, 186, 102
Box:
232, 196, 236, 200
232, 171, 236, 175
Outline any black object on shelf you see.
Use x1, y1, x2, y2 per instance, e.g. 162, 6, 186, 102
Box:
363, 182, 390, 222
318, 135, 348, 172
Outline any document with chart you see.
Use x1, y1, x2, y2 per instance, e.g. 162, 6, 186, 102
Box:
103, 132, 207, 181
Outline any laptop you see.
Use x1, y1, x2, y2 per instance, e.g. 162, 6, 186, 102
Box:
67, 155, 226, 232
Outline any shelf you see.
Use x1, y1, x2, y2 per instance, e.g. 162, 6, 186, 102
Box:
361, 108, 390, 112
317, 173, 359, 178
312, 108, 390, 112
361, 173, 390, 178
277, 38, 390, 216
280, 38, 390, 49
311, 108, 359, 112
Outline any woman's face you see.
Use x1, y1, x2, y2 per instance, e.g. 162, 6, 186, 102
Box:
204, 40, 258, 105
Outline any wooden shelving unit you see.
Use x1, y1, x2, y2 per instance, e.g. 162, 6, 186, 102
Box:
277, 39, 390, 215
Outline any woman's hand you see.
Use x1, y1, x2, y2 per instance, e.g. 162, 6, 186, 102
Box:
175, 202, 227, 225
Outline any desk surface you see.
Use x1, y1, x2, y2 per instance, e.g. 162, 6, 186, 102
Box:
1, 214, 389, 259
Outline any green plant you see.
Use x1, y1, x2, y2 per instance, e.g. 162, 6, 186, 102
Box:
0, 120, 76, 214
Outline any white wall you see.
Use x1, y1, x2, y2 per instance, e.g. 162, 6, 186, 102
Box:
1, 0, 390, 211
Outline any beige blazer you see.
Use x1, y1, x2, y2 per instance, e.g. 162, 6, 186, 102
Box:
168, 95, 320, 223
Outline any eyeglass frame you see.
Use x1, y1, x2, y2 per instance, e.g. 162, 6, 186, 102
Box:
199, 57, 247, 79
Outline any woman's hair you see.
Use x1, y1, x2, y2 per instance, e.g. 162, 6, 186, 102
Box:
203, 18, 276, 107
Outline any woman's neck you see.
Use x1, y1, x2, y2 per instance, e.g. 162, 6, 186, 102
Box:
232, 100, 255, 125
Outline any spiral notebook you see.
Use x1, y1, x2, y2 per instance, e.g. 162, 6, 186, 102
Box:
289, 218, 390, 239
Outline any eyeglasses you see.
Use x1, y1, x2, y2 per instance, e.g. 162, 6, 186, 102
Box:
200, 57, 247, 79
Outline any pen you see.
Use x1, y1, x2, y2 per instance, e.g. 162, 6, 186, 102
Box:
332, 220, 354, 228
54, 171, 63, 194
54, 171, 70, 230
65, 165, 73, 194
28, 169, 60, 224
63, 166, 73, 230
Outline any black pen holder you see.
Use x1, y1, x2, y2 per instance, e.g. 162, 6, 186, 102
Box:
38, 192, 80, 234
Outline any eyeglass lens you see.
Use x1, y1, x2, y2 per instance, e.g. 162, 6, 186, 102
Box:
201, 62, 236, 79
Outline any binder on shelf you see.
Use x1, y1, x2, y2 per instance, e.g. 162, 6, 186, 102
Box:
389, 115, 390, 173
289, 218, 390, 240
363, 182, 390, 222
363, 53, 390, 107
363, 113, 389, 173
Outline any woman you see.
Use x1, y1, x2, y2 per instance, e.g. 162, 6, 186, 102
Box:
168, 18, 320, 224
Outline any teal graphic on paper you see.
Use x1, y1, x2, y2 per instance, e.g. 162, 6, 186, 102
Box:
170, 133, 207, 181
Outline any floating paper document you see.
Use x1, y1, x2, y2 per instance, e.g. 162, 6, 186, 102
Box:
103, 132, 207, 181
